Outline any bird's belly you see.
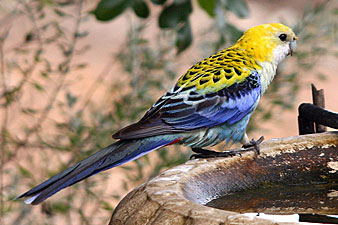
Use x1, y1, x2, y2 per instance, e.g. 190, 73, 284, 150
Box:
180, 113, 252, 149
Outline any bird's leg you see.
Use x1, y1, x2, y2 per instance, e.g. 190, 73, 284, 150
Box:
190, 147, 240, 159
241, 136, 264, 155
190, 136, 264, 159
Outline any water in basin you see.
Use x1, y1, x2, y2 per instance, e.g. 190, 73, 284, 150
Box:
206, 183, 338, 223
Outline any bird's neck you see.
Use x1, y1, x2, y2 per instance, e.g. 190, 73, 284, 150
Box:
255, 45, 288, 94
230, 42, 283, 94
257, 60, 278, 94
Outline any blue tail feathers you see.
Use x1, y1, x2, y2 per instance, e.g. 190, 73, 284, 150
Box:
16, 137, 177, 205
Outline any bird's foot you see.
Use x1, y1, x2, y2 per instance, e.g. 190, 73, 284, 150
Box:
241, 136, 264, 155
190, 147, 241, 159
190, 136, 264, 159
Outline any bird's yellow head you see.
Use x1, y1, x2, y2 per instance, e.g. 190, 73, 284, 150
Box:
236, 23, 298, 64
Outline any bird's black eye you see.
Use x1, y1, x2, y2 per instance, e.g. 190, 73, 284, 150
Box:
279, 34, 287, 41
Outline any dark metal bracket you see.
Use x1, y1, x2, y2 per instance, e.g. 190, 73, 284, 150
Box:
298, 84, 338, 135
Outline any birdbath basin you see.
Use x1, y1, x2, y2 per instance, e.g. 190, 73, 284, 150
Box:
110, 132, 338, 225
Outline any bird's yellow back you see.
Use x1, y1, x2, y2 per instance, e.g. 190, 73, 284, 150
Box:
176, 23, 296, 95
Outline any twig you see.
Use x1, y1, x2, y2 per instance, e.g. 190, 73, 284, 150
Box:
311, 84, 327, 132
13, 0, 84, 153
20, 0, 44, 49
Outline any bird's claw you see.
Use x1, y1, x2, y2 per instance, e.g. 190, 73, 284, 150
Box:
242, 136, 264, 155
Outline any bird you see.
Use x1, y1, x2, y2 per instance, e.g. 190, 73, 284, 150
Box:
17, 23, 297, 205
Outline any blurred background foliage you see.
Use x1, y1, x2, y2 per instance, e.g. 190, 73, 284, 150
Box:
0, 0, 337, 224
92, 0, 249, 53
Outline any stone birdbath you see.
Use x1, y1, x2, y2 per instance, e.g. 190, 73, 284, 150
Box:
109, 131, 338, 225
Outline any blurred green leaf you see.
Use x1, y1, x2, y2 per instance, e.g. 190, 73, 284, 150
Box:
33, 82, 44, 91
120, 165, 133, 171
158, 0, 192, 28
66, 92, 77, 108
21, 108, 37, 114
285, 72, 297, 82
316, 73, 327, 81
262, 111, 272, 120
102, 201, 114, 211
25, 32, 34, 43
132, 0, 150, 19
225, 0, 249, 18
197, 0, 216, 17
92, 0, 132, 21
333, 8, 338, 15
40, 71, 49, 77
122, 180, 128, 191
34, 49, 42, 62
176, 20, 192, 54
74, 63, 88, 69
18, 165, 32, 178
112, 194, 121, 200
74, 31, 89, 38
151, 0, 167, 5
51, 202, 71, 214
54, 8, 68, 17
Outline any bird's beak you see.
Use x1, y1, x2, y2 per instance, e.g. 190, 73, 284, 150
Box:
289, 36, 298, 56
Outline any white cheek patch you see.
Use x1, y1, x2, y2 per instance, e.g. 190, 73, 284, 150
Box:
273, 44, 290, 64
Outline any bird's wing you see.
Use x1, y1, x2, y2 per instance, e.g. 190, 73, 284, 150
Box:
113, 63, 261, 140
113, 72, 260, 139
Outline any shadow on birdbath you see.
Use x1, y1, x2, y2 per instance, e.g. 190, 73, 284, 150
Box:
109, 132, 338, 225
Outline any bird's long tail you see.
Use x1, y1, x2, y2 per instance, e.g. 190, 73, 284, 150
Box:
16, 136, 179, 205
